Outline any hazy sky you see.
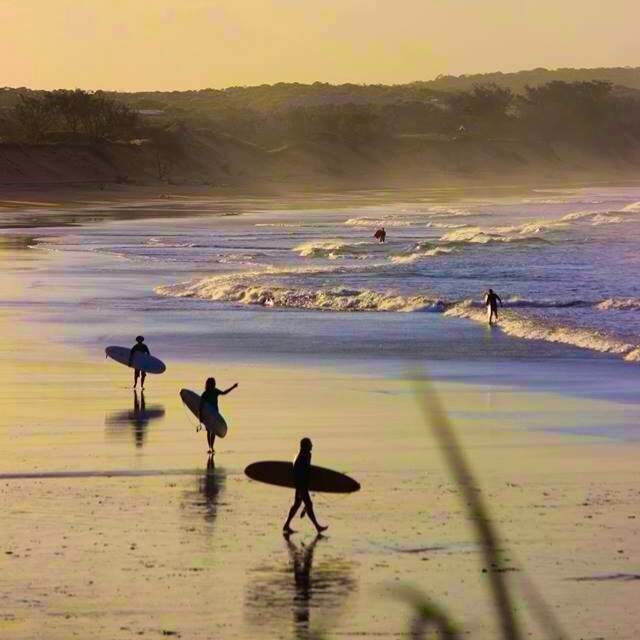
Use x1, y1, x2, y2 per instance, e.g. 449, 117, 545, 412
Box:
1, 0, 638, 91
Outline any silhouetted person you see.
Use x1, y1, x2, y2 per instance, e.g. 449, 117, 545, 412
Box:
373, 227, 386, 243
199, 377, 238, 454
128, 335, 150, 389
283, 438, 328, 534
484, 288, 503, 325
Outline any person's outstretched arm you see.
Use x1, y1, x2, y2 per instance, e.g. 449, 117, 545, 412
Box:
498, 295, 503, 306
198, 396, 205, 424
220, 383, 239, 395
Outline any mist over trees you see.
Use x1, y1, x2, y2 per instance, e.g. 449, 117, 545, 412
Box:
1, 69, 640, 184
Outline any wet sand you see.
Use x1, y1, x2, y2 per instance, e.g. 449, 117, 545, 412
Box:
1, 305, 640, 639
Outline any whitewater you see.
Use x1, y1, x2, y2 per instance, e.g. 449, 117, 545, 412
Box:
28, 186, 640, 364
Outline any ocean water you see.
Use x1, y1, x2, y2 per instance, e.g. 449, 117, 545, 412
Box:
7, 186, 640, 368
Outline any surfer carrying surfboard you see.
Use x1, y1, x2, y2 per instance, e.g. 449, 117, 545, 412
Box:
373, 227, 386, 243
484, 288, 503, 325
128, 336, 150, 389
199, 377, 238, 454
283, 438, 328, 535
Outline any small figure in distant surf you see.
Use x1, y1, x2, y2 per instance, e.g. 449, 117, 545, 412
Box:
283, 438, 328, 535
128, 335, 150, 389
199, 377, 238, 454
484, 288, 503, 325
373, 227, 386, 243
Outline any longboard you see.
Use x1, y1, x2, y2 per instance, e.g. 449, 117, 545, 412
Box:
244, 460, 360, 494
105, 346, 166, 374
180, 388, 228, 438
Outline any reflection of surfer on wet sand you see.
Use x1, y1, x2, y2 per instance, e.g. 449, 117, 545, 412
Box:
284, 533, 323, 630
104, 390, 165, 448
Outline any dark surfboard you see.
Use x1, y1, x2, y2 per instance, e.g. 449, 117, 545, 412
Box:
244, 460, 360, 494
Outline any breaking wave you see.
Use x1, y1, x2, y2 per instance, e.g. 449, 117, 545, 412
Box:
445, 300, 640, 362
156, 276, 446, 312
344, 217, 414, 227
293, 240, 375, 259
390, 247, 454, 264
595, 298, 640, 311
439, 227, 550, 245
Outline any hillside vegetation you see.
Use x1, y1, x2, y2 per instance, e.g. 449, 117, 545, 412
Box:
1, 67, 640, 189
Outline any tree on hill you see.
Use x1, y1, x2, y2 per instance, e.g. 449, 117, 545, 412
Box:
447, 84, 514, 133
9, 89, 139, 142
518, 81, 617, 146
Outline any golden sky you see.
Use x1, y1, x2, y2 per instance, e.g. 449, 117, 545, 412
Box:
0, 0, 638, 91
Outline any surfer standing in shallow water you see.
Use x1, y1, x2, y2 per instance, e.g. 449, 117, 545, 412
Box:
484, 288, 503, 325
283, 438, 328, 535
373, 227, 386, 243
128, 335, 150, 389
199, 377, 238, 454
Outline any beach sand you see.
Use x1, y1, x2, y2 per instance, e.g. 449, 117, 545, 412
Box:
1, 191, 640, 640
1, 303, 640, 640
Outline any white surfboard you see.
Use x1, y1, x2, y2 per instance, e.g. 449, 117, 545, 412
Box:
105, 346, 166, 374
180, 388, 228, 438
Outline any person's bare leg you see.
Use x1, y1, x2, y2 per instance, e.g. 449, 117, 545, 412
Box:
283, 496, 302, 532
141, 371, 146, 390
133, 369, 139, 388
303, 495, 327, 533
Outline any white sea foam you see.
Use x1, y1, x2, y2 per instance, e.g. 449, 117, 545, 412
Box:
445, 301, 640, 361
390, 247, 454, 264
156, 276, 446, 312
425, 221, 468, 229
344, 217, 413, 227
439, 227, 550, 245
595, 298, 640, 311
293, 240, 374, 259
254, 223, 303, 227
144, 238, 198, 248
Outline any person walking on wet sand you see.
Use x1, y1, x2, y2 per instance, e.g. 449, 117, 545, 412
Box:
484, 288, 503, 325
199, 377, 238, 454
128, 335, 150, 389
283, 438, 328, 535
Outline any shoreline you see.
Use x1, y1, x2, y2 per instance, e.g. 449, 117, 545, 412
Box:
2, 173, 640, 209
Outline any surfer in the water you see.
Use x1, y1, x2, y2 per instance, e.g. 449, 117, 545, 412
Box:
373, 227, 386, 243
484, 288, 503, 325
199, 377, 238, 454
128, 335, 150, 389
283, 437, 328, 535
